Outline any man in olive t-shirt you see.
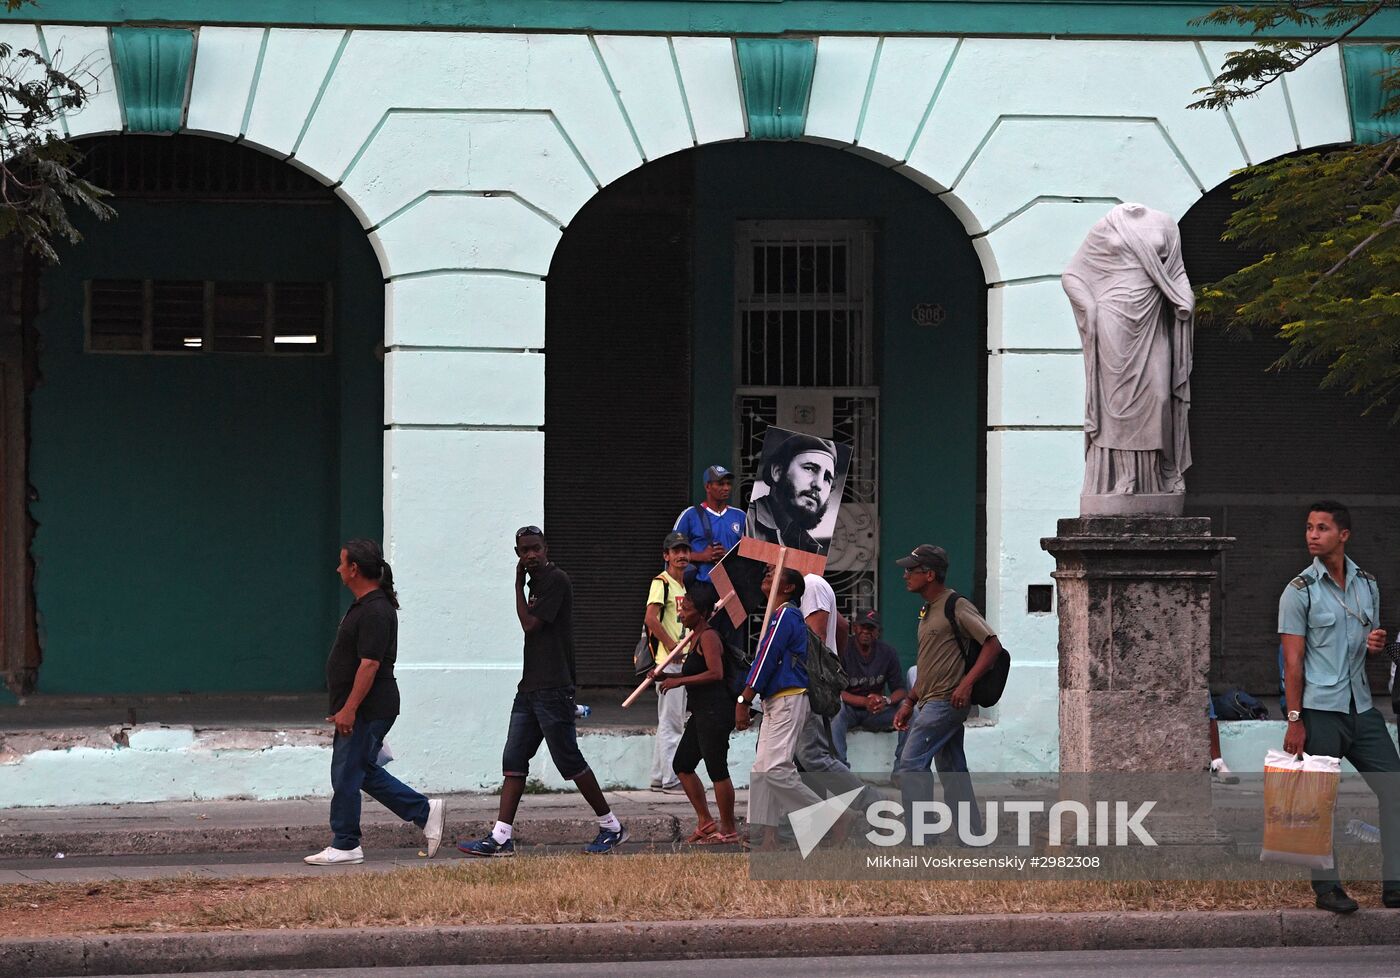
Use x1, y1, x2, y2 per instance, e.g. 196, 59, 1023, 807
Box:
891, 544, 1005, 841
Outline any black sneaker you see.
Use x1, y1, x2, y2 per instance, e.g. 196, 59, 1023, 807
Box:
1315, 887, 1358, 914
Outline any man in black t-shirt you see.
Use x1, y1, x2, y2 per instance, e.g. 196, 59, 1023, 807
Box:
458, 526, 628, 857
305, 539, 445, 867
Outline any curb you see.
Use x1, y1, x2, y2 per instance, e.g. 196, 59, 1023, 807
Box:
5, 910, 1399, 977
0, 815, 684, 858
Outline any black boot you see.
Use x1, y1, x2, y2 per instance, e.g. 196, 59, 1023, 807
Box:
1315, 886, 1359, 914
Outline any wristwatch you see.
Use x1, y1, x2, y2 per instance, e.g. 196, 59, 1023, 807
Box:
1286, 710, 1302, 723
736, 694, 750, 706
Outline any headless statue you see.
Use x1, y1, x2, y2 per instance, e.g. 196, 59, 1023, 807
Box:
1062, 203, 1195, 516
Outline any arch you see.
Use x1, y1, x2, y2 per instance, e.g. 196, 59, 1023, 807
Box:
12, 133, 385, 697
543, 141, 989, 684
27, 25, 1353, 303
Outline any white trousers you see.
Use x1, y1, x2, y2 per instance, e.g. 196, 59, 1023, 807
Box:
650, 661, 687, 784
748, 693, 822, 829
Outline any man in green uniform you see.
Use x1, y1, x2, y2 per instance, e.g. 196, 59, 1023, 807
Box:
1278, 500, 1399, 913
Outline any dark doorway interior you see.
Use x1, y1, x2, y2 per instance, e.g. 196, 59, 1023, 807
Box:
1182, 170, 1400, 698
545, 153, 695, 685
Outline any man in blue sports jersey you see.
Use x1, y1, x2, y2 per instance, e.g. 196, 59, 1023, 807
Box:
674, 465, 746, 585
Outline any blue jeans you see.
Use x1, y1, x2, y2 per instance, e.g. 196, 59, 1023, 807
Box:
829, 701, 901, 767
502, 686, 590, 780
894, 699, 982, 840
330, 715, 430, 851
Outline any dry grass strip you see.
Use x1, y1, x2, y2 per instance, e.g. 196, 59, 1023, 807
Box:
0, 853, 1369, 938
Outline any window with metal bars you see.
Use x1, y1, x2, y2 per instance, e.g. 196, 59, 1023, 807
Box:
735, 222, 874, 388
85, 280, 331, 354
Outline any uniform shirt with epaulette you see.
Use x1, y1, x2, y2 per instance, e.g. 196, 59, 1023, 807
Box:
1278, 556, 1380, 713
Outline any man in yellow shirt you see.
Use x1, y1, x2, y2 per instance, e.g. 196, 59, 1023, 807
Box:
646, 531, 690, 792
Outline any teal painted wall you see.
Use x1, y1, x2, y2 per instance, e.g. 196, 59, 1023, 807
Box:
30, 201, 383, 695
5, 1, 1400, 39
689, 142, 985, 667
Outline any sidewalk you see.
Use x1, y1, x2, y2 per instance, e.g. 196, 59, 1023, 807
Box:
0, 789, 719, 863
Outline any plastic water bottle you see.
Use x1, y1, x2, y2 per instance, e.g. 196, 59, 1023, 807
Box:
1345, 818, 1381, 844
575, 704, 591, 718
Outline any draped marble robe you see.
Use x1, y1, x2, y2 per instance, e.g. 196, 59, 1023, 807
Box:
1062, 204, 1194, 511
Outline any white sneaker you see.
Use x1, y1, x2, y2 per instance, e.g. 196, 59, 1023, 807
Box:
304, 846, 364, 866
424, 798, 445, 858
1211, 758, 1239, 785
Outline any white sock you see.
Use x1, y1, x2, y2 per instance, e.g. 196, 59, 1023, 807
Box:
598, 812, 621, 832
491, 821, 513, 844
1211, 757, 1231, 774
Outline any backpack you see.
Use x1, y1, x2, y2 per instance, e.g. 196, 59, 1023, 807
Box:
631, 575, 670, 678
722, 638, 753, 698
800, 625, 849, 718
943, 593, 1011, 709
1211, 688, 1268, 721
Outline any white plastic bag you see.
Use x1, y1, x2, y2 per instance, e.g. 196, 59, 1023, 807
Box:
1260, 749, 1341, 869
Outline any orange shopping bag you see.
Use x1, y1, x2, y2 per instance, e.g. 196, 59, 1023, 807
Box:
1260, 749, 1341, 869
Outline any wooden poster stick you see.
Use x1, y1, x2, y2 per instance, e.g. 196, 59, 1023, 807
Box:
621, 631, 696, 709
620, 591, 735, 708
753, 545, 789, 658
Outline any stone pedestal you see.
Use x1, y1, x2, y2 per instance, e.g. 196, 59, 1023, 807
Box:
1041, 517, 1233, 774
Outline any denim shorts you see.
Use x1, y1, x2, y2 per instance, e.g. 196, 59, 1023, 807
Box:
502, 685, 589, 781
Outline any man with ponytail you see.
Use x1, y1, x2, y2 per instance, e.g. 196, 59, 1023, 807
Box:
304, 539, 445, 866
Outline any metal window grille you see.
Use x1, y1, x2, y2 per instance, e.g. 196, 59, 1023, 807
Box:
76, 135, 330, 201
85, 279, 332, 355
736, 222, 874, 388
734, 221, 880, 625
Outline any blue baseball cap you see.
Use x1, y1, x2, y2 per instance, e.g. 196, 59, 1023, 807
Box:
702, 465, 733, 484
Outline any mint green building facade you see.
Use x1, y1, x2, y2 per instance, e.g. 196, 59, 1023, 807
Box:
0, 1, 1394, 805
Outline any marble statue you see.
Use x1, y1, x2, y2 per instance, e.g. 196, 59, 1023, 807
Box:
1062, 203, 1195, 516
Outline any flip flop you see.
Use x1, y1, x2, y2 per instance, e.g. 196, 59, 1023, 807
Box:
685, 820, 718, 843
695, 831, 740, 846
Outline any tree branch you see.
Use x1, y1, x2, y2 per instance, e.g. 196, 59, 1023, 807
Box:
1193, 0, 1387, 105
1309, 203, 1400, 290
1365, 137, 1400, 189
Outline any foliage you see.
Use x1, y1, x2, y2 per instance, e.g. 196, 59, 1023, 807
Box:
0, 36, 113, 263
1189, 2, 1399, 114
1189, 2, 1400, 416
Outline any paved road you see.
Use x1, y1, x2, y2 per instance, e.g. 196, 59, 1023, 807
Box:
0, 841, 724, 884
102, 947, 1400, 978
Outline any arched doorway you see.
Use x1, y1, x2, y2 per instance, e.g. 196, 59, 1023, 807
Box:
1182, 165, 1400, 701
7, 135, 384, 697
545, 141, 987, 686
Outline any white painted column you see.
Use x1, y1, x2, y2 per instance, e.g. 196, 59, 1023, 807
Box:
285, 29, 651, 790
381, 274, 548, 789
